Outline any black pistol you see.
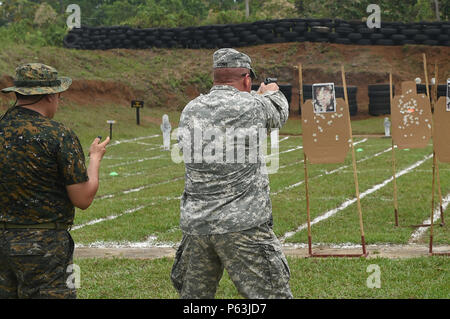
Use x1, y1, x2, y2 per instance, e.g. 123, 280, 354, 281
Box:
264, 77, 278, 85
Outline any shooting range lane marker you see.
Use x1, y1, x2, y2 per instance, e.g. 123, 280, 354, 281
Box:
74, 242, 450, 258
275, 138, 367, 170
75, 139, 376, 233
114, 195, 183, 202
79, 139, 378, 236
107, 134, 160, 147
96, 142, 302, 200
71, 205, 147, 231
97, 139, 366, 202
103, 152, 162, 160
105, 155, 165, 169
75, 237, 177, 249
279, 160, 304, 170
81, 142, 430, 237
280, 153, 433, 243
265, 145, 303, 159
409, 193, 450, 243
72, 196, 183, 231
96, 176, 184, 200
272, 139, 369, 195
97, 143, 305, 200
104, 144, 167, 159
99, 134, 292, 182
103, 133, 289, 165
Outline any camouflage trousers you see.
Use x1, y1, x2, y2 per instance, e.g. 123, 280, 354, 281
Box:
171, 222, 293, 299
0, 229, 76, 299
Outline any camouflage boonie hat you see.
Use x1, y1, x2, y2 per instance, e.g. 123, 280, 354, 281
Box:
1, 63, 72, 95
213, 48, 256, 79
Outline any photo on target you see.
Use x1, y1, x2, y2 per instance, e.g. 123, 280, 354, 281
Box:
312, 83, 336, 114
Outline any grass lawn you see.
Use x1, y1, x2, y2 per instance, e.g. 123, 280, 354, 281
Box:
2, 98, 448, 299
74, 256, 449, 299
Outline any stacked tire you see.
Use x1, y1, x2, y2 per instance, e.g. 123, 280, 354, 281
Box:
328, 20, 450, 46
63, 19, 450, 50
335, 86, 358, 115
416, 84, 448, 99
416, 84, 433, 100
368, 84, 393, 115
437, 84, 447, 99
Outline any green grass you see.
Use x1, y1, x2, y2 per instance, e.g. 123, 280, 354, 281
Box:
74, 256, 449, 299
20, 101, 443, 247
2, 96, 448, 299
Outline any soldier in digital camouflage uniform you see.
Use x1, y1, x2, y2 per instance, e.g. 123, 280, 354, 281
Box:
171, 48, 293, 299
0, 63, 109, 298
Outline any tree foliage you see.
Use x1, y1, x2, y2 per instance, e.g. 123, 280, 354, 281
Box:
0, 0, 447, 47
294, 0, 445, 22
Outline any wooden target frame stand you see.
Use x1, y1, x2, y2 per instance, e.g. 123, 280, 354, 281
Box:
390, 55, 446, 232
299, 63, 368, 258
427, 61, 449, 257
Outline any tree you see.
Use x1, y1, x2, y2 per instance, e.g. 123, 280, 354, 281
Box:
433, 0, 440, 21
260, 0, 296, 19
413, 0, 434, 21
34, 2, 57, 27
0, 0, 39, 23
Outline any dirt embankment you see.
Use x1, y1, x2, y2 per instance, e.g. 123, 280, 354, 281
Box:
0, 75, 135, 108
1, 42, 449, 115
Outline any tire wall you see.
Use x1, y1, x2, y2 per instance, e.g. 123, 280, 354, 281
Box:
368, 84, 447, 115
63, 18, 450, 50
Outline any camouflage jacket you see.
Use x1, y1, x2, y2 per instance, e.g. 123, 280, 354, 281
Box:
178, 85, 289, 235
0, 106, 88, 225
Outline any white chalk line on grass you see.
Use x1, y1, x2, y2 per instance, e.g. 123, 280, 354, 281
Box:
74, 142, 309, 230
107, 135, 160, 147
74, 241, 449, 252
101, 140, 301, 178
97, 139, 308, 198
97, 138, 367, 201
80, 139, 369, 230
409, 193, 450, 243
75, 240, 371, 249
273, 139, 375, 195
76, 139, 438, 247
266, 145, 303, 158
96, 177, 184, 200
98, 142, 306, 199
276, 138, 368, 170
75, 145, 435, 246
105, 155, 165, 169
75, 138, 385, 239
72, 205, 146, 231
75, 236, 177, 248
105, 134, 289, 160
103, 135, 291, 166
104, 146, 163, 160
280, 153, 433, 243
72, 196, 182, 231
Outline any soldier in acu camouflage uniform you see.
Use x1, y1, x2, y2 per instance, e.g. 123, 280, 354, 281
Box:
0, 63, 109, 298
171, 48, 293, 299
